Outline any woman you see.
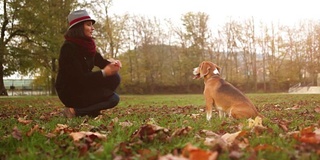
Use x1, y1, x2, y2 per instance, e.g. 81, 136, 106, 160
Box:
55, 10, 121, 118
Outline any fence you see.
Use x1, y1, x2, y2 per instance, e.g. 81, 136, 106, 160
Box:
4, 79, 50, 96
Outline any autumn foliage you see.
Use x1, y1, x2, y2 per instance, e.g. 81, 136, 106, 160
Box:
1, 94, 320, 159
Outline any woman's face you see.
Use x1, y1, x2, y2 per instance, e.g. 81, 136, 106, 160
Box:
83, 21, 95, 38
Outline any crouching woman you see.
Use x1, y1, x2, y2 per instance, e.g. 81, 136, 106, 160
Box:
55, 10, 121, 118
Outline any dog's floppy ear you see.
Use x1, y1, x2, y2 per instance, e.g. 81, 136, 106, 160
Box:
199, 62, 210, 78
213, 65, 221, 75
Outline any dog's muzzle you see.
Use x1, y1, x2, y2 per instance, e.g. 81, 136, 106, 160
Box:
193, 67, 200, 79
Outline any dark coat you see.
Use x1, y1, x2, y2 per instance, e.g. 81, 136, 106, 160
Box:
55, 40, 113, 108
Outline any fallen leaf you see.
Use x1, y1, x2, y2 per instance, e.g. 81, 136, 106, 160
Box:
182, 143, 218, 160
69, 131, 107, 142
75, 142, 89, 157
158, 154, 188, 160
18, 117, 32, 125
221, 131, 245, 145
292, 126, 320, 144
12, 126, 22, 140
45, 133, 56, 139
248, 116, 267, 134
54, 124, 73, 134
26, 124, 39, 137
94, 115, 103, 120
189, 114, 201, 119
137, 149, 155, 158
229, 150, 243, 159
119, 121, 133, 127
314, 106, 320, 113
285, 105, 300, 110
248, 116, 263, 128
203, 137, 227, 149
171, 126, 192, 137
200, 130, 220, 138
112, 142, 133, 158
131, 124, 170, 142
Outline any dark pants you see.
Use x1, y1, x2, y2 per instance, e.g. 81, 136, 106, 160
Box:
74, 93, 119, 117
70, 73, 121, 117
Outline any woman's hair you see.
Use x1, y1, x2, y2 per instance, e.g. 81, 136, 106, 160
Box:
64, 22, 86, 38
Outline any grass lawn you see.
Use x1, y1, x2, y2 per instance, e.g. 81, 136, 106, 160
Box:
0, 93, 320, 160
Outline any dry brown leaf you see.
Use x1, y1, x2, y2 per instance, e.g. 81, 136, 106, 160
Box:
171, 126, 192, 137
26, 124, 39, 137
278, 123, 288, 132
189, 114, 201, 119
94, 115, 103, 120
238, 138, 250, 149
203, 130, 246, 149
12, 126, 22, 140
119, 121, 133, 127
69, 131, 107, 142
158, 154, 188, 160
17, 117, 32, 125
54, 124, 73, 134
112, 142, 133, 158
200, 130, 220, 138
112, 117, 119, 123
131, 124, 169, 142
189, 150, 218, 160
285, 105, 300, 110
45, 133, 56, 139
248, 116, 263, 128
229, 150, 243, 159
75, 142, 89, 157
137, 149, 156, 158
221, 130, 245, 145
182, 143, 218, 160
203, 137, 226, 149
292, 126, 320, 144
314, 106, 320, 113
247, 116, 267, 134
55, 124, 68, 130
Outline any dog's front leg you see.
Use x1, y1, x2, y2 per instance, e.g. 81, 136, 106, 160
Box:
216, 105, 226, 118
206, 98, 213, 121
206, 107, 212, 121
205, 98, 213, 121
218, 110, 226, 118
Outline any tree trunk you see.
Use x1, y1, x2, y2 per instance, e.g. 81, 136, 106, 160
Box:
0, 43, 8, 96
0, 68, 8, 96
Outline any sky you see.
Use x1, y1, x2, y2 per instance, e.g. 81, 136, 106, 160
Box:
5, 0, 319, 79
108, 0, 320, 27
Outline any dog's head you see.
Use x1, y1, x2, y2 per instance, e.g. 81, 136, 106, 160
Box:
193, 61, 221, 79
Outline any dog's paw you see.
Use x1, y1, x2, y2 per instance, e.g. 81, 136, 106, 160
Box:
206, 112, 212, 121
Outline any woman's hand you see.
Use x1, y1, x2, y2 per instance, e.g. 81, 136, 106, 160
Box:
113, 60, 122, 68
103, 59, 122, 76
107, 58, 122, 68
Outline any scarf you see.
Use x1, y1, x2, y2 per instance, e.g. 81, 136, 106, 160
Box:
65, 36, 96, 57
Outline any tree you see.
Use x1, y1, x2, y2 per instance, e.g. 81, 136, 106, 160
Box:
221, 19, 241, 82
95, 2, 129, 59
0, 0, 78, 96
181, 12, 210, 62
1, 0, 28, 95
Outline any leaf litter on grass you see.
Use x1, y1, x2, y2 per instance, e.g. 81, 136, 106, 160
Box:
1, 94, 320, 159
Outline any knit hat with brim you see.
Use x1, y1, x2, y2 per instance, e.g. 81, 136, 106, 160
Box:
67, 10, 95, 30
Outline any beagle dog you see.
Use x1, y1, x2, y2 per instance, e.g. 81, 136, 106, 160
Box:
193, 61, 261, 121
